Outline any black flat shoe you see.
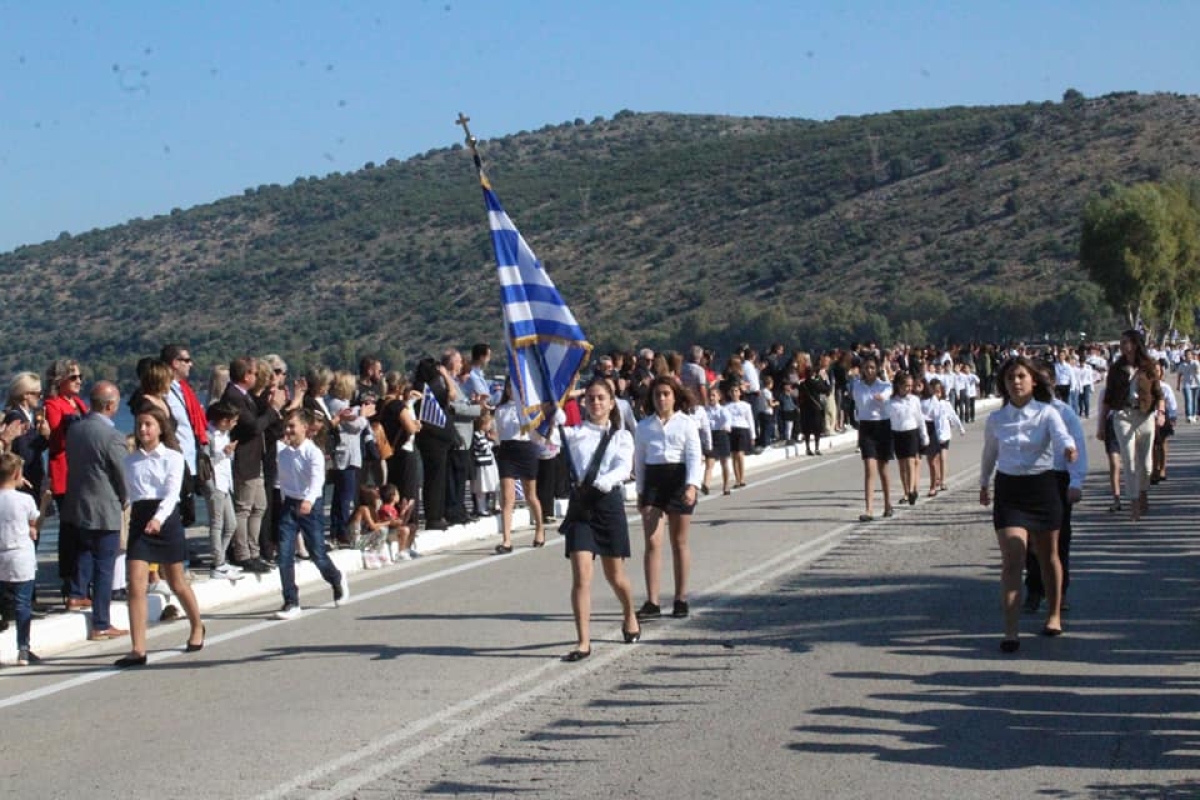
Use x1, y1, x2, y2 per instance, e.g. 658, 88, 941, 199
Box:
622, 626, 641, 643
882, 508, 894, 518
636, 601, 661, 621
700, 484, 709, 495
858, 514, 874, 522
1040, 625, 1063, 637
185, 624, 206, 653
494, 544, 513, 555
531, 537, 545, 548
671, 600, 689, 618
562, 649, 591, 663
999, 639, 1020, 653
114, 653, 147, 669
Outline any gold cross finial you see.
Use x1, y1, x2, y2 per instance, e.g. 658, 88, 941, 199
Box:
455, 112, 476, 147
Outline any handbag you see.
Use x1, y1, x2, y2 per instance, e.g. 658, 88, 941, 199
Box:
370, 421, 394, 460
194, 451, 214, 498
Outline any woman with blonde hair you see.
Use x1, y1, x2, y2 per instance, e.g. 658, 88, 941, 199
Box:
5, 372, 50, 504
327, 371, 373, 547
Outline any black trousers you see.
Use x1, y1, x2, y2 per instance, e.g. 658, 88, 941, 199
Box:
446, 449, 472, 524
1025, 471, 1073, 597
416, 434, 453, 524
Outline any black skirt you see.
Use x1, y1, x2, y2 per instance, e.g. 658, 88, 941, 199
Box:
730, 427, 753, 453
710, 429, 732, 460
993, 471, 1062, 532
561, 486, 630, 559
639, 463, 695, 515
923, 421, 941, 456
892, 428, 922, 459
1104, 414, 1120, 456
126, 499, 187, 564
497, 440, 539, 480
858, 419, 893, 462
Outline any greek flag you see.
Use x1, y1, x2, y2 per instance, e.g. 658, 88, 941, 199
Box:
419, 384, 447, 427
480, 170, 591, 433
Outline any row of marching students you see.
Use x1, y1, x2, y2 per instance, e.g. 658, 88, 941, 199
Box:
850, 355, 969, 522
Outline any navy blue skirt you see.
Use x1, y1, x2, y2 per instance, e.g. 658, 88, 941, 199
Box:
126, 499, 187, 564
497, 440, 539, 480
639, 463, 695, 515
710, 429, 732, 460
993, 471, 1062, 532
561, 487, 630, 559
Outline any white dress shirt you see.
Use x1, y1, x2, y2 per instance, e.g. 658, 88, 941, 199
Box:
206, 425, 234, 494
888, 394, 930, 446
689, 407, 712, 452
852, 378, 893, 421
634, 412, 703, 493
561, 421, 634, 494
705, 403, 731, 432
980, 400, 1075, 487
725, 400, 756, 435
741, 360, 761, 393
277, 438, 326, 504
1050, 398, 1088, 490
125, 443, 185, 524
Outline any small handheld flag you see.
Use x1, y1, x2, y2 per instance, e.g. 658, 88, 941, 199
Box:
419, 384, 447, 428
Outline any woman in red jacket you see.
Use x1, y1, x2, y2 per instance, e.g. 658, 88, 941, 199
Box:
44, 359, 88, 605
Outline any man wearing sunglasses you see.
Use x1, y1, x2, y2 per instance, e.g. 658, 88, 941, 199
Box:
162, 344, 209, 528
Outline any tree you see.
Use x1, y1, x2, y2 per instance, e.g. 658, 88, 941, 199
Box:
1079, 182, 1174, 328
1151, 180, 1200, 340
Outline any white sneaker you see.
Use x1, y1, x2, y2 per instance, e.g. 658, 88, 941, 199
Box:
148, 580, 172, 597
210, 564, 244, 581
395, 550, 412, 561
272, 604, 301, 620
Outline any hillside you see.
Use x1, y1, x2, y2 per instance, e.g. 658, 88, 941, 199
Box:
4, 90, 1199, 381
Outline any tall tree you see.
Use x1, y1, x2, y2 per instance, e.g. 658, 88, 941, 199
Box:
1079, 183, 1174, 329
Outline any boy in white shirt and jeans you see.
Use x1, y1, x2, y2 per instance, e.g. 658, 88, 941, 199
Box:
0, 453, 41, 665
273, 409, 347, 620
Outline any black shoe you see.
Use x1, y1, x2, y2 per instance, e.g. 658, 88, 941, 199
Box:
1022, 592, 1043, 614
185, 625, 206, 653
562, 649, 591, 663
111, 588, 129, 602
999, 639, 1020, 653
623, 626, 641, 643
248, 558, 272, 574
114, 653, 148, 669
671, 600, 689, 619
636, 601, 661, 621
426, 519, 449, 531
494, 544, 513, 555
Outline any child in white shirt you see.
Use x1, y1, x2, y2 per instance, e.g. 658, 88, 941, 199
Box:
0, 452, 40, 665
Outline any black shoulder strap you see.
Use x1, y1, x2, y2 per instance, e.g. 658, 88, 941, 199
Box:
577, 427, 614, 489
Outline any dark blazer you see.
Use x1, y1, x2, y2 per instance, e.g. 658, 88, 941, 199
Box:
61, 413, 128, 531
221, 383, 279, 483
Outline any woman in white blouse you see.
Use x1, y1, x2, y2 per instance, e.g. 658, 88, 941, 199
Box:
635, 376, 703, 621
851, 354, 894, 522
558, 378, 639, 662
115, 404, 204, 668
493, 380, 553, 554
980, 356, 1077, 653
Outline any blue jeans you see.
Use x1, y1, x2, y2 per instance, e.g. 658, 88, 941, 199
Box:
2, 580, 34, 649
329, 467, 359, 543
277, 497, 342, 607
1184, 386, 1199, 419
72, 529, 119, 630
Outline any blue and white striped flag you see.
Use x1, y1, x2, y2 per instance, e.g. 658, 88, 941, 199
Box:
419, 384, 447, 427
479, 170, 591, 434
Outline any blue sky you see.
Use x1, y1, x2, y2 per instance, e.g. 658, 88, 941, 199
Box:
2, 1, 1197, 253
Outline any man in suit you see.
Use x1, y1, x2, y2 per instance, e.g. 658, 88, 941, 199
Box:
222, 356, 285, 573
62, 381, 129, 641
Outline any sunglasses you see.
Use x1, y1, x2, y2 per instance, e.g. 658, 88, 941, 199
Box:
176, 357, 193, 364
66, 374, 82, 381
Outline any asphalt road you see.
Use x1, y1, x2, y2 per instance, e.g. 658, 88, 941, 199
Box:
2, 417, 1198, 800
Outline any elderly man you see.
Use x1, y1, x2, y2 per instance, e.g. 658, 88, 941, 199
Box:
62, 381, 129, 641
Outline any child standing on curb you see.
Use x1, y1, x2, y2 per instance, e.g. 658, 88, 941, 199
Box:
205, 401, 243, 581
272, 409, 347, 621
0, 453, 40, 665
